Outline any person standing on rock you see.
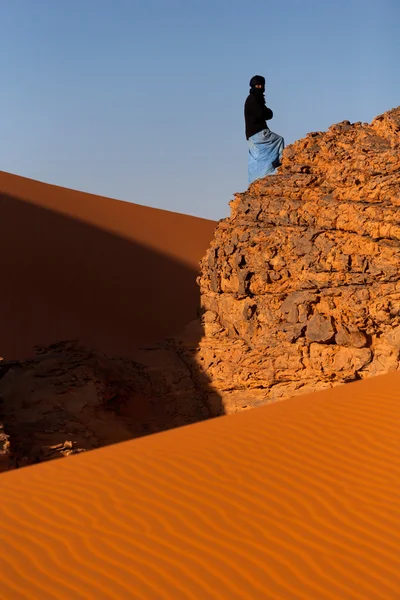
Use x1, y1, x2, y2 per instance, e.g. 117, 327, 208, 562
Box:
244, 75, 284, 184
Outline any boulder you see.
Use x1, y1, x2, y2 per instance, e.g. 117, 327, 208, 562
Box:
197, 107, 400, 412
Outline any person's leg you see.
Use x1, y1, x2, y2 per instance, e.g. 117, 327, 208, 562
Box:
264, 130, 285, 170
248, 133, 264, 184
248, 129, 284, 184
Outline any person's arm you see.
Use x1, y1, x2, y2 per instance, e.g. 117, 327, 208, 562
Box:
264, 106, 273, 120
247, 95, 273, 121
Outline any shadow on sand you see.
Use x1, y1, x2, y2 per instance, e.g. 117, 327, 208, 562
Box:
0, 192, 223, 469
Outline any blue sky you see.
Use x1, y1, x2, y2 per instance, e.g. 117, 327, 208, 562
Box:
1, 0, 398, 220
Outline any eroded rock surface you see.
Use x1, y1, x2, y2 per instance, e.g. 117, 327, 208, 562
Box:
0, 341, 215, 471
197, 107, 400, 412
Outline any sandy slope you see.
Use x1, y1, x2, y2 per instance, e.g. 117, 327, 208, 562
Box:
0, 171, 216, 359
1, 372, 399, 599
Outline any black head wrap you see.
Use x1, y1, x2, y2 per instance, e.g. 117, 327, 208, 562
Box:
249, 75, 265, 90
249, 75, 266, 104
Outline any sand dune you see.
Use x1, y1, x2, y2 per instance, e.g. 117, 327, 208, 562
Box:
0, 171, 216, 359
1, 372, 399, 599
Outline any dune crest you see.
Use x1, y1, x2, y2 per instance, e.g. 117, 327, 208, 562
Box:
0, 170, 216, 360
0, 171, 215, 267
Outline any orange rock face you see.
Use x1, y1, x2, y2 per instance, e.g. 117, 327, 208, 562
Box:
197, 107, 400, 412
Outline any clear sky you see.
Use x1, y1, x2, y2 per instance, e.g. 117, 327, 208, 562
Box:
1, 0, 399, 220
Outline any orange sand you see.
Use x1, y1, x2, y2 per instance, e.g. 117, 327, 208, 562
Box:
0, 171, 216, 359
1, 372, 399, 599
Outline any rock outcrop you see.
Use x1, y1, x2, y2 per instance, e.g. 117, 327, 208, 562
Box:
0, 341, 216, 471
197, 107, 400, 412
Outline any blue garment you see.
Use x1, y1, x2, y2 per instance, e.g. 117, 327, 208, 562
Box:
248, 128, 285, 184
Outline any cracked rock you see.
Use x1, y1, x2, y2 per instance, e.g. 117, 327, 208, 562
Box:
196, 106, 400, 412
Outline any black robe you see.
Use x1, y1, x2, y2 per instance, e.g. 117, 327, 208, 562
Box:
244, 90, 273, 140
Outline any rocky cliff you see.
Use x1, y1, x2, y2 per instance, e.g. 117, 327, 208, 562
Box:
197, 107, 400, 412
